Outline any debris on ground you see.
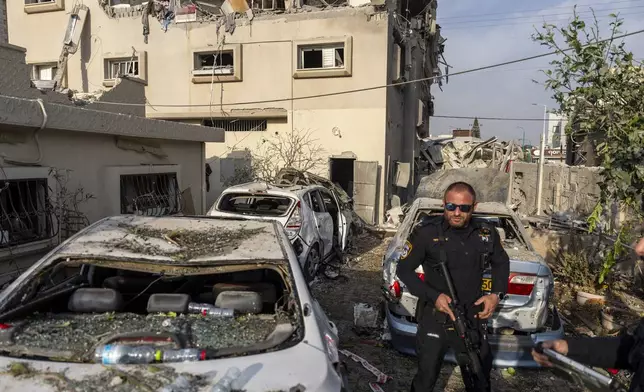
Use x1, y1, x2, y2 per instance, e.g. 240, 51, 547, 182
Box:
353, 303, 379, 329
419, 136, 523, 172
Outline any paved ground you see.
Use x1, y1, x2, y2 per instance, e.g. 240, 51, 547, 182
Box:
311, 232, 585, 392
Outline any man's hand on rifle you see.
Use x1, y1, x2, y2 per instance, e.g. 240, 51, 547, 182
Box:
474, 294, 500, 319
435, 293, 456, 321
531, 340, 569, 367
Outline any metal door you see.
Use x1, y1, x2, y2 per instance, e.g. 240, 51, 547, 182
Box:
353, 161, 379, 225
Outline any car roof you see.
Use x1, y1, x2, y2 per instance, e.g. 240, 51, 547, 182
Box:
415, 197, 512, 215
54, 215, 287, 264
221, 182, 327, 198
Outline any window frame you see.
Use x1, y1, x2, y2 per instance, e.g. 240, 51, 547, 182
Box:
191, 44, 243, 84
102, 51, 148, 87
293, 36, 353, 79
27, 60, 67, 89
104, 165, 182, 217
0, 167, 57, 261
24, 0, 65, 14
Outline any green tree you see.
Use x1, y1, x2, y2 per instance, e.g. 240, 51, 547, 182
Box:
471, 117, 481, 138
532, 9, 644, 283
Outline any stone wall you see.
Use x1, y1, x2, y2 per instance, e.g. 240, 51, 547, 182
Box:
510, 162, 602, 217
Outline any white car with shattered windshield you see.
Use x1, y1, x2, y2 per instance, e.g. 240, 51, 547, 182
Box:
0, 215, 348, 391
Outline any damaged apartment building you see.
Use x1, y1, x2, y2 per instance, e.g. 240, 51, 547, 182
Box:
5, 0, 445, 225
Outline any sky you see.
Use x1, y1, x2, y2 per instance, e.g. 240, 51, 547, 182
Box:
430, 0, 644, 145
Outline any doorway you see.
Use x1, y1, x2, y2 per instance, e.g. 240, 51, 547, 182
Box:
329, 157, 355, 197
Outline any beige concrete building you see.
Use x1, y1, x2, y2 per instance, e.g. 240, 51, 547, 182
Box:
0, 38, 223, 285
5, 0, 445, 225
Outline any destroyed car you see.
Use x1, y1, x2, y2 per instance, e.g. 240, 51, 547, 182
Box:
0, 216, 349, 391
208, 182, 355, 281
382, 198, 565, 367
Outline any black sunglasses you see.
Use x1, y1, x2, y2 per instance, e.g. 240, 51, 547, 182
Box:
445, 203, 474, 213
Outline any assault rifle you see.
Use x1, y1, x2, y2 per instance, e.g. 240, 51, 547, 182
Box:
438, 258, 489, 392
534, 342, 628, 392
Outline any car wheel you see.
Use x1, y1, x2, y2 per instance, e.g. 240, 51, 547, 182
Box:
304, 244, 320, 282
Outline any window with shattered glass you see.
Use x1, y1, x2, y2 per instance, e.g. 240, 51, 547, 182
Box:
298, 44, 344, 70
105, 58, 139, 80
0, 178, 52, 248
120, 173, 182, 216
193, 51, 235, 75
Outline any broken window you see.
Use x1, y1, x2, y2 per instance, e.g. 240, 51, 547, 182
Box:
193, 51, 235, 76
31, 64, 57, 81
297, 44, 344, 70
120, 173, 182, 216
104, 58, 139, 80
0, 178, 52, 248
203, 119, 267, 132
217, 194, 294, 217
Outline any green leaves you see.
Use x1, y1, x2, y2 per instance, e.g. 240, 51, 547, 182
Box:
533, 11, 644, 285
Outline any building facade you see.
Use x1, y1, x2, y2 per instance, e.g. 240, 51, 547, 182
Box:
546, 111, 568, 149
0, 40, 223, 285
6, 0, 444, 225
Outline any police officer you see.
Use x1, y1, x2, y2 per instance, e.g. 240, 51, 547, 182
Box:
397, 181, 510, 392
532, 237, 644, 392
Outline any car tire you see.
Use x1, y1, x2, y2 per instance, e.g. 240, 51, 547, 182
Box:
304, 244, 320, 282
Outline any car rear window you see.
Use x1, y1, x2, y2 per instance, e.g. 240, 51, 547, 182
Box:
218, 193, 294, 217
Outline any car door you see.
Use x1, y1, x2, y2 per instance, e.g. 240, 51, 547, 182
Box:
308, 190, 334, 257
320, 189, 347, 251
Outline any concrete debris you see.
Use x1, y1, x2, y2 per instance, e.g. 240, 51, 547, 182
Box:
420, 136, 524, 172
416, 168, 510, 204
353, 303, 379, 329
71, 90, 107, 106
383, 205, 407, 228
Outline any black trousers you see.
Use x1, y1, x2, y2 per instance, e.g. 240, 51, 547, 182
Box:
410, 304, 492, 392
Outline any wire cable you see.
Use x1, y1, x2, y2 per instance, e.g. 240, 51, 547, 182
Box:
4, 27, 644, 112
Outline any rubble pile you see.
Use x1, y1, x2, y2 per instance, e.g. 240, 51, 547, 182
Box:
420, 136, 524, 172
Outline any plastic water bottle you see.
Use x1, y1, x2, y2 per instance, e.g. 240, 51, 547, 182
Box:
94, 345, 156, 364
162, 348, 206, 362
210, 367, 241, 392
188, 302, 234, 318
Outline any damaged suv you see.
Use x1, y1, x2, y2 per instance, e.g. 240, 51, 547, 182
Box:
0, 216, 348, 391
383, 198, 565, 367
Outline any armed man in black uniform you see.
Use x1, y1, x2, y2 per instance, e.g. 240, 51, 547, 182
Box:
397, 182, 510, 392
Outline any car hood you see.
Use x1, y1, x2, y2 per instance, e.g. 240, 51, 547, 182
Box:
0, 341, 338, 391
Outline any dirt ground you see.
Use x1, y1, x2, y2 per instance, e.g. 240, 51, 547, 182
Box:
311, 232, 586, 392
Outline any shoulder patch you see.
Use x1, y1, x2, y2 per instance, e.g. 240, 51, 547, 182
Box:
400, 240, 413, 259
478, 226, 491, 243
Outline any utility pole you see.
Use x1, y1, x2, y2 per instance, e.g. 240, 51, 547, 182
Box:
532, 103, 548, 216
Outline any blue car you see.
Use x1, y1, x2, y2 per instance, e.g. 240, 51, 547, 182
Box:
382, 198, 565, 368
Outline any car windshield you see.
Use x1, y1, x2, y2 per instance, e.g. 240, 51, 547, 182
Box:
217, 193, 294, 217
0, 260, 301, 364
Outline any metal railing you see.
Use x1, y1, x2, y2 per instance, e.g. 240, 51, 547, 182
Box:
120, 173, 183, 216
0, 178, 56, 248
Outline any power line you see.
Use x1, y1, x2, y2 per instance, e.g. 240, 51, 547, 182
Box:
7, 27, 644, 110
439, 4, 644, 25
442, 12, 644, 31
439, 0, 644, 21
432, 115, 563, 122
